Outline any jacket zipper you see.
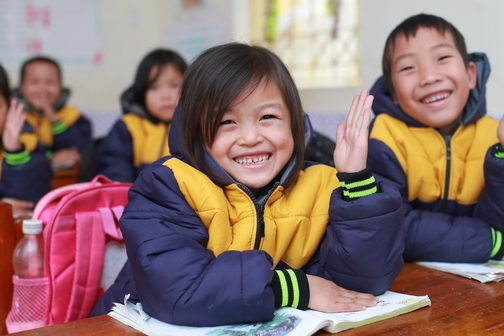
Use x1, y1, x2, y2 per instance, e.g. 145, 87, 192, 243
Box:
440, 134, 452, 213
238, 183, 278, 250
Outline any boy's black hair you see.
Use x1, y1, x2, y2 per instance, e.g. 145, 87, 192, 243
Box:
179, 42, 305, 183
130, 49, 188, 109
20, 56, 62, 83
382, 13, 469, 95
0, 63, 11, 105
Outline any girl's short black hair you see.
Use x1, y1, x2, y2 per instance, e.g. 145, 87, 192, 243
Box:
20, 56, 62, 84
179, 42, 305, 181
382, 13, 469, 96
0, 63, 10, 105
130, 49, 188, 108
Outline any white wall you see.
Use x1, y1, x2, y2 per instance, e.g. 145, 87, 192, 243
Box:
7, 0, 503, 119
301, 0, 504, 117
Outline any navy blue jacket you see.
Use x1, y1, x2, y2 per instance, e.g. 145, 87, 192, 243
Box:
92, 106, 404, 326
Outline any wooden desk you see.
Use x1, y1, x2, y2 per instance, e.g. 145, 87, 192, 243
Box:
8, 263, 504, 335
51, 161, 80, 190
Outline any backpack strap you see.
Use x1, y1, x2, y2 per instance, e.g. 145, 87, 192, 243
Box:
98, 206, 124, 240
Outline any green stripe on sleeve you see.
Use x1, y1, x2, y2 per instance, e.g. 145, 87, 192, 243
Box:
343, 186, 378, 199
339, 176, 376, 189
4, 149, 31, 165
276, 270, 289, 307
491, 228, 502, 258
286, 269, 299, 309
52, 120, 67, 135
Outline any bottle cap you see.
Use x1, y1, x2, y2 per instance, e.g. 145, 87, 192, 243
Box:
22, 219, 43, 235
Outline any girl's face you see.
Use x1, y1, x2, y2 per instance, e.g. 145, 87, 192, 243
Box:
19, 61, 62, 110
0, 94, 7, 135
207, 81, 294, 196
145, 64, 183, 123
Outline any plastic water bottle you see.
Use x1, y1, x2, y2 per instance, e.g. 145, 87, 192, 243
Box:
12, 219, 44, 278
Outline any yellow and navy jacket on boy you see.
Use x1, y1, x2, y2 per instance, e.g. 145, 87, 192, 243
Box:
91, 107, 405, 327
0, 136, 52, 204
369, 53, 504, 263
95, 88, 170, 182
13, 88, 92, 155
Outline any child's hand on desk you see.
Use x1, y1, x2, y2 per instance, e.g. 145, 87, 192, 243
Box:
1, 197, 33, 217
51, 147, 80, 168
498, 114, 504, 147
334, 90, 373, 173
306, 274, 378, 312
2, 98, 25, 152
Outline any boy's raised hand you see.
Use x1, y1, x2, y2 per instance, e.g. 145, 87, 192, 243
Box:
333, 90, 373, 173
306, 274, 378, 313
498, 114, 504, 147
2, 98, 25, 152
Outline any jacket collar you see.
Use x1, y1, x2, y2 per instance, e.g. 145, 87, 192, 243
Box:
168, 103, 313, 193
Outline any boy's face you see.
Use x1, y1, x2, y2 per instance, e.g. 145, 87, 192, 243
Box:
145, 64, 183, 123
208, 80, 294, 196
19, 61, 62, 111
390, 27, 477, 134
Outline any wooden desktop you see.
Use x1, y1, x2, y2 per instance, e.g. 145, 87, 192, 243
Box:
6, 262, 504, 335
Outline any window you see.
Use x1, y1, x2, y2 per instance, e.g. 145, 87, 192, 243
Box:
251, 0, 360, 89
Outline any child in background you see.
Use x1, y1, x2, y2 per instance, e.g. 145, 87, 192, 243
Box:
0, 63, 51, 215
14, 56, 92, 169
95, 49, 187, 182
368, 13, 504, 263
92, 43, 404, 327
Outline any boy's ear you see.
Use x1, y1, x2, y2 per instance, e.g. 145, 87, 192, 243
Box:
467, 61, 477, 90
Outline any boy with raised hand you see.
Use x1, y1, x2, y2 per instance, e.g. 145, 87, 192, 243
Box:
369, 13, 504, 262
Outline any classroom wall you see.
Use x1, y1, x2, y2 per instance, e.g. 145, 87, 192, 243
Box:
6, 0, 502, 137
302, 0, 504, 117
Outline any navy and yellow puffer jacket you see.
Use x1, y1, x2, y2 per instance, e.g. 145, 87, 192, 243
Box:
95, 88, 170, 182
369, 53, 504, 263
92, 106, 404, 327
13, 88, 92, 154
0, 139, 52, 204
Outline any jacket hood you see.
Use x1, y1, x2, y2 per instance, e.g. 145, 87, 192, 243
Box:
370, 52, 490, 127
120, 86, 162, 124
168, 102, 313, 191
12, 87, 71, 113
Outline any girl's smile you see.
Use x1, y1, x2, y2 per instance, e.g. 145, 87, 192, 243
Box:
208, 80, 294, 196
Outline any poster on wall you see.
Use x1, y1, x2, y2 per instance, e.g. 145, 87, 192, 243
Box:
164, 0, 229, 63
0, 0, 102, 69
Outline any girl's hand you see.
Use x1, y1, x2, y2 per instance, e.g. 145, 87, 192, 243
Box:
333, 90, 373, 173
2, 98, 25, 152
307, 274, 378, 313
498, 114, 504, 147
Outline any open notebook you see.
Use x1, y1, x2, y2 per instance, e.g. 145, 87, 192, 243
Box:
416, 260, 504, 283
109, 291, 431, 336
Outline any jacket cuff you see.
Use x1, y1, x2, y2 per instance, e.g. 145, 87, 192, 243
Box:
271, 269, 309, 310
52, 120, 67, 135
4, 148, 31, 166
490, 228, 504, 260
493, 144, 504, 159
336, 167, 377, 201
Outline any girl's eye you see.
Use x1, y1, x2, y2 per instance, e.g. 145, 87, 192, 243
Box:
261, 114, 275, 120
399, 66, 414, 72
439, 55, 451, 61
220, 120, 233, 125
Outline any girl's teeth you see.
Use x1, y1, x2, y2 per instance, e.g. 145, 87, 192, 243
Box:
235, 155, 269, 165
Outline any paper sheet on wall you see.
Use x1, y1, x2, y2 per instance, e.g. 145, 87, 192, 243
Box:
0, 0, 102, 69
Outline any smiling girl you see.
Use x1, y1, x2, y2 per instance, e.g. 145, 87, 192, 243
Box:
92, 43, 404, 327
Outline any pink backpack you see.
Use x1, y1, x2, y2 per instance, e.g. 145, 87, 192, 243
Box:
6, 175, 132, 333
